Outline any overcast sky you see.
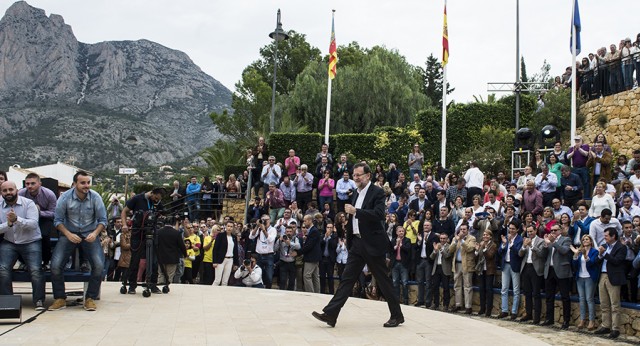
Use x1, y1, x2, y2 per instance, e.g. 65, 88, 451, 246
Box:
3, 0, 639, 103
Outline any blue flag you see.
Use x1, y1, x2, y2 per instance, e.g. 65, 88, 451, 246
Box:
570, 0, 581, 55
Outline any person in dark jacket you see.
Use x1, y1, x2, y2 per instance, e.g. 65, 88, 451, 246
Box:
319, 222, 338, 294
156, 220, 188, 287
212, 221, 240, 286
595, 227, 628, 338
301, 214, 321, 293
390, 225, 412, 304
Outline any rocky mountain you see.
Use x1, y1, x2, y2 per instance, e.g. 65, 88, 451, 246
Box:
0, 1, 232, 171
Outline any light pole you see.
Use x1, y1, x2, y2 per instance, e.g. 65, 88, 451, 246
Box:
269, 9, 289, 133
117, 130, 138, 197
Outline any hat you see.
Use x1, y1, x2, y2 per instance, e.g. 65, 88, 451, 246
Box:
574, 135, 582, 140
625, 37, 632, 42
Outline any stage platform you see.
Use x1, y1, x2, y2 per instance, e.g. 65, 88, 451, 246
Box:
1, 281, 554, 345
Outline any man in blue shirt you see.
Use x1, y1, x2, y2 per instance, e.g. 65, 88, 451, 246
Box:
335, 171, 356, 213
49, 171, 107, 312
0, 181, 45, 311
185, 176, 201, 221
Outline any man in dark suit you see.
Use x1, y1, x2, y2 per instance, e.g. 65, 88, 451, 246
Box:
518, 225, 546, 324
414, 220, 438, 308
301, 214, 321, 293
594, 227, 627, 339
542, 224, 573, 329
156, 219, 188, 287
408, 187, 430, 218
313, 163, 403, 328
430, 233, 453, 311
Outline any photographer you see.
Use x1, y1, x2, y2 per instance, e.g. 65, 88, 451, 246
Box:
275, 225, 300, 290
248, 215, 277, 288
120, 187, 165, 294
233, 255, 264, 288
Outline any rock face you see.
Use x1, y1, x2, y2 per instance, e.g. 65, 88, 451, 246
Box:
579, 88, 640, 157
0, 1, 232, 170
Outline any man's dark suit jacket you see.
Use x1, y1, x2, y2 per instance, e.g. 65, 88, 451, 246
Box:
347, 183, 391, 257
156, 226, 187, 265
301, 225, 322, 263
409, 198, 430, 215
390, 237, 412, 268
599, 241, 628, 286
415, 230, 439, 264
320, 232, 339, 262
212, 231, 239, 266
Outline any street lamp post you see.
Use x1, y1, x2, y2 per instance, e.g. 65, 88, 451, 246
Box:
117, 130, 138, 197
269, 9, 289, 133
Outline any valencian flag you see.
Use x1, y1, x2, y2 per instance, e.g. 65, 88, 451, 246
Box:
328, 13, 337, 79
570, 0, 581, 55
442, 3, 449, 66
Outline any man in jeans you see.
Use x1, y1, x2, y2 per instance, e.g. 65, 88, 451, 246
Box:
567, 136, 591, 199
0, 181, 45, 311
498, 221, 523, 320
49, 171, 107, 311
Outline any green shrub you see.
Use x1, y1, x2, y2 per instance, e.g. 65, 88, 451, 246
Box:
269, 133, 323, 167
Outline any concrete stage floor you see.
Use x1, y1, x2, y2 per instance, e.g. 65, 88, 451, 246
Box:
0, 282, 550, 345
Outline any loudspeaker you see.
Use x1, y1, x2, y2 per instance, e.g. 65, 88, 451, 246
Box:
0, 295, 22, 321
41, 178, 59, 198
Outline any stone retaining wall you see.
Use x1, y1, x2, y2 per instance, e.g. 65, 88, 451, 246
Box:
579, 88, 640, 156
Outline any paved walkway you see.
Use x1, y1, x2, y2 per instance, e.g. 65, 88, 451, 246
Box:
0, 282, 625, 345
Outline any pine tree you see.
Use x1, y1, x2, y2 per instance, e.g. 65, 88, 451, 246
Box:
417, 54, 454, 108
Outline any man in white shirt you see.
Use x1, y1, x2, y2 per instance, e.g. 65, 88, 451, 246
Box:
408, 173, 424, 196
516, 166, 535, 194
589, 209, 623, 247
534, 163, 558, 207
464, 161, 484, 207
618, 196, 640, 222
248, 215, 277, 288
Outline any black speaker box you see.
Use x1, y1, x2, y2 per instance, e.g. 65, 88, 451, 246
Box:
0, 295, 21, 320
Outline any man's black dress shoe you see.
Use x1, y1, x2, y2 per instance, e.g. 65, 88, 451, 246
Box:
540, 320, 554, 326
593, 327, 611, 335
383, 316, 405, 327
312, 311, 336, 327
560, 322, 569, 330
609, 330, 620, 338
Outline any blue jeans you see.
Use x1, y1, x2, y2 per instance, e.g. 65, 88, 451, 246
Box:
391, 262, 409, 304
256, 253, 274, 289
318, 196, 333, 210
501, 262, 520, 314
0, 240, 45, 304
409, 169, 423, 180
622, 63, 634, 90
51, 235, 105, 300
576, 276, 596, 321
187, 200, 200, 221
572, 166, 590, 199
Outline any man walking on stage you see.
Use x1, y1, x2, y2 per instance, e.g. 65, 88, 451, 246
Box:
312, 163, 404, 328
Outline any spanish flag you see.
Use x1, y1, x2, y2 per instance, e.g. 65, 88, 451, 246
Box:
328, 13, 337, 79
442, 2, 449, 67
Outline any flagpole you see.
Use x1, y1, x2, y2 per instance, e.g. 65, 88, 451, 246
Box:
442, 65, 447, 168
570, 0, 577, 141
324, 77, 332, 145
441, 0, 448, 168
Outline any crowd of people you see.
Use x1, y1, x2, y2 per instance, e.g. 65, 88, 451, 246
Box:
2, 130, 640, 338
554, 33, 640, 101
233, 134, 640, 338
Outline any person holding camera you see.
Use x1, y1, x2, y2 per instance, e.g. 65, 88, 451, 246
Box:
120, 187, 165, 295
212, 221, 239, 286
248, 215, 277, 288
275, 225, 300, 290
234, 255, 264, 288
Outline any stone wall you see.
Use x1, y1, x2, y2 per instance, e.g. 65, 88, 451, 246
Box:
579, 88, 640, 157
222, 198, 246, 222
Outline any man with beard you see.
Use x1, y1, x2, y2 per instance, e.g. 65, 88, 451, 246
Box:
0, 181, 45, 311
49, 171, 107, 311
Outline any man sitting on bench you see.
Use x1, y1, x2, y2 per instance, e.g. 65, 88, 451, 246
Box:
0, 181, 45, 311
